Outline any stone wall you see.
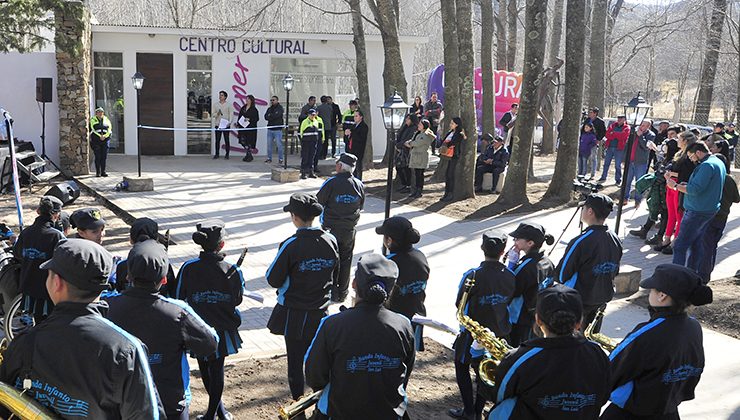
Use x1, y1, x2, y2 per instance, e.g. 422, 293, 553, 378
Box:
55, 1, 91, 175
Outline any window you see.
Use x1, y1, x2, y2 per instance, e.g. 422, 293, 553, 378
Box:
93, 52, 124, 153
187, 55, 212, 154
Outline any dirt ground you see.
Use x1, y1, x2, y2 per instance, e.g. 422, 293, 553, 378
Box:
189, 339, 461, 420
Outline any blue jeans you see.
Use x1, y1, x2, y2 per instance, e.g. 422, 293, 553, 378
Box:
578, 154, 590, 176
601, 147, 623, 182
266, 129, 284, 161
624, 162, 648, 201
698, 217, 726, 283
672, 210, 716, 272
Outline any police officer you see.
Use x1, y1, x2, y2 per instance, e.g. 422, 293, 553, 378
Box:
449, 230, 516, 420
106, 240, 219, 420
341, 100, 359, 151
601, 264, 713, 419
70, 207, 106, 244
13, 196, 65, 319
507, 222, 556, 347
176, 220, 244, 420
488, 284, 611, 420
266, 193, 339, 405
304, 253, 415, 420
0, 239, 166, 419
316, 153, 365, 303
554, 193, 623, 331
90, 107, 112, 177
375, 216, 430, 350
299, 109, 324, 179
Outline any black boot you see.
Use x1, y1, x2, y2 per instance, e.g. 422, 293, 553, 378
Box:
628, 227, 648, 239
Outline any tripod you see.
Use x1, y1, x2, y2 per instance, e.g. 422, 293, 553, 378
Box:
39, 101, 61, 172
547, 202, 584, 257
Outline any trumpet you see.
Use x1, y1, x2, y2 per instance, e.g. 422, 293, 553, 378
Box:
277, 390, 322, 419
584, 305, 616, 352
457, 276, 513, 387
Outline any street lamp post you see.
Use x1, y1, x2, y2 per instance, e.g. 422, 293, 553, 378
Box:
282, 74, 294, 170
378, 91, 410, 223
615, 92, 652, 234
131, 72, 145, 177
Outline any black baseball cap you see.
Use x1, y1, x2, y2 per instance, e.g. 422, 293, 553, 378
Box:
337, 153, 357, 166
375, 216, 420, 245
56, 211, 70, 232
536, 284, 583, 324
40, 238, 113, 292
640, 264, 713, 306
130, 217, 159, 242
39, 195, 63, 215
283, 192, 323, 220
579, 193, 614, 216
355, 253, 398, 299
715, 122, 725, 129
71, 208, 106, 230
127, 239, 169, 282
509, 222, 545, 244
482, 229, 507, 254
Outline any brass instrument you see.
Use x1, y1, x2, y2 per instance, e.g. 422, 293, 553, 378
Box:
457, 276, 513, 387
584, 305, 616, 352
0, 339, 57, 419
278, 390, 322, 420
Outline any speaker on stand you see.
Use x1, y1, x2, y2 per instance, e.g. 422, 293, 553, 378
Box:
35, 78, 60, 172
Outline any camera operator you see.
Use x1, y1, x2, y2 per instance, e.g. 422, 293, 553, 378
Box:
553, 193, 623, 332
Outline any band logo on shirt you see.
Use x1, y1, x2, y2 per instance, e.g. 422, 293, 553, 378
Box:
17, 379, 90, 417
398, 280, 427, 296
191, 291, 232, 304
592, 262, 619, 275
148, 353, 163, 365
335, 194, 359, 204
298, 258, 336, 272
662, 365, 703, 384
537, 392, 597, 412
478, 294, 509, 306
346, 353, 401, 373
22, 248, 48, 260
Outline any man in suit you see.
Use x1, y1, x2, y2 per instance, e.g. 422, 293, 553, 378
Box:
345, 110, 369, 180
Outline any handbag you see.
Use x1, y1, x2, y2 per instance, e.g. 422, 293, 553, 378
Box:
439, 144, 454, 158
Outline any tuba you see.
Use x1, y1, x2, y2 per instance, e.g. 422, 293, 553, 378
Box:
584, 305, 616, 352
0, 339, 57, 419
457, 276, 513, 387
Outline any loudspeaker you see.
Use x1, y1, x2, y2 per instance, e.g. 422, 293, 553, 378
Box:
45, 181, 80, 205
36, 78, 53, 103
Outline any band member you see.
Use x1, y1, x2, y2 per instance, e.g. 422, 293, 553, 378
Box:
107, 240, 219, 420
489, 284, 610, 419
299, 109, 324, 179
601, 264, 713, 419
266, 193, 339, 405
0, 239, 166, 418
176, 220, 244, 420
90, 107, 112, 177
316, 153, 365, 302
449, 230, 515, 420
507, 222, 556, 347
54, 210, 71, 236
554, 193, 623, 331
70, 207, 106, 244
375, 216, 430, 350
14, 196, 65, 320
305, 254, 415, 420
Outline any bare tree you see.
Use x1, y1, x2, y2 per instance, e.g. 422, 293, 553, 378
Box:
541, 0, 565, 154
544, 0, 586, 203
347, 0, 374, 167
496, 0, 508, 68
454, 0, 478, 200
499, 0, 548, 205
693, 0, 728, 125
433, 0, 460, 181
506, 0, 518, 70
588, 0, 607, 112
367, 0, 408, 97
480, 0, 496, 136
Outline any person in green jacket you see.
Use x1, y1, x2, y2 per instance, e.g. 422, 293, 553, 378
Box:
90, 107, 112, 177
299, 109, 324, 179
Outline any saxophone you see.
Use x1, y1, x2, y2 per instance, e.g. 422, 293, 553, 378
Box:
584, 305, 616, 352
457, 276, 513, 387
0, 339, 57, 419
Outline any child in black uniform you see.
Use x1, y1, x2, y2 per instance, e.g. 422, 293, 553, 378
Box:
375, 216, 430, 351
176, 220, 244, 420
507, 222, 555, 347
449, 230, 515, 420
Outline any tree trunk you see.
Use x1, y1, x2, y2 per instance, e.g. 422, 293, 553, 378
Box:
499, 0, 548, 205
454, 0, 478, 200
433, 0, 461, 182
588, 0, 607, 113
541, 0, 565, 155
367, 0, 408, 98
544, 0, 585, 203
481, 0, 496, 136
693, 0, 727, 125
506, 0, 518, 71
582, 0, 592, 102
495, 0, 508, 69
348, 0, 373, 168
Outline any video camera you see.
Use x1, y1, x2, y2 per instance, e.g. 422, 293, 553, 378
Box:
572, 175, 604, 199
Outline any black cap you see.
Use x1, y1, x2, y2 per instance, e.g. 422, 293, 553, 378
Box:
355, 254, 398, 298
39, 195, 63, 215
536, 284, 583, 324
40, 238, 112, 292
337, 153, 357, 167
127, 240, 169, 282
70, 208, 105, 230
715, 122, 725, 128
640, 264, 713, 306
509, 222, 545, 244
308, 108, 317, 115
192, 219, 226, 250
130, 217, 159, 242
283, 193, 323, 220
375, 216, 420, 245
56, 211, 70, 232
482, 229, 507, 255
579, 193, 614, 216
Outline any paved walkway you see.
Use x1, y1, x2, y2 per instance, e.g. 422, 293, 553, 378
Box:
78, 155, 740, 419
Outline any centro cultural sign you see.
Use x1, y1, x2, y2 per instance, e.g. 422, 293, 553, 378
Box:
179, 37, 311, 55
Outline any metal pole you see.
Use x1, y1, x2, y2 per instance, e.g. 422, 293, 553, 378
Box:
136, 89, 142, 177
41, 102, 46, 157
614, 125, 636, 234
284, 89, 289, 170
384, 127, 395, 220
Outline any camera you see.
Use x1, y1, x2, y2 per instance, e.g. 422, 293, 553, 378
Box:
572, 175, 604, 199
